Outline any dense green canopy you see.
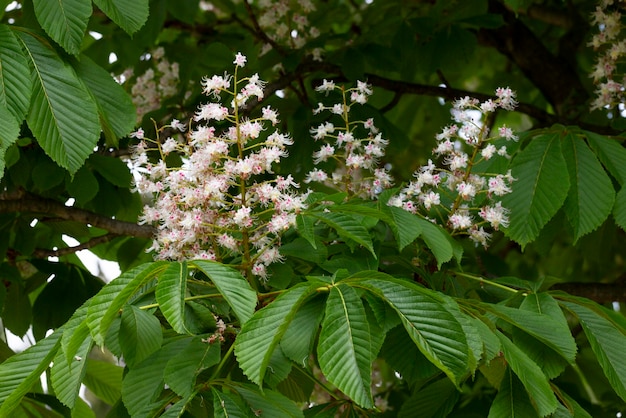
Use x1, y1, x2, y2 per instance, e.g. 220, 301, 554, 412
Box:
0, 0, 625, 416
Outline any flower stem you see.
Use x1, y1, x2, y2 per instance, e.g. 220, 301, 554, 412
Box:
211, 341, 235, 380
453, 271, 521, 294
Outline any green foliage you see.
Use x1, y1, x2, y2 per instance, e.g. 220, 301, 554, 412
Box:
317, 284, 374, 408
235, 283, 316, 386
504, 131, 570, 247
1, 0, 626, 416
32, 0, 91, 55
504, 126, 625, 247
560, 298, 626, 403
17, 31, 101, 174
92, 0, 149, 35
0, 329, 62, 415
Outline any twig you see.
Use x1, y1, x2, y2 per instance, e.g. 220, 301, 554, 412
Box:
32, 233, 119, 258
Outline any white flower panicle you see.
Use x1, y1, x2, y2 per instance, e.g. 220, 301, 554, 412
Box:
131, 54, 306, 281
589, 1, 626, 110
124, 47, 181, 123
388, 88, 518, 248
256, 0, 322, 59
305, 80, 394, 198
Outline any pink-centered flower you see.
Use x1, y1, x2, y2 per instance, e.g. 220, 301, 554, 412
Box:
233, 52, 247, 67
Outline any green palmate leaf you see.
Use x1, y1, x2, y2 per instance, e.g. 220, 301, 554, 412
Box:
3, 280, 32, 337
160, 393, 195, 418
212, 388, 253, 418
15, 394, 69, 417
487, 303, 576, 363
281, 237, 328, 265
235, 283, 316, 386
32, 0, 91, 55
496, 331, 558, 416
398, 378, 459, 418
87, 261, 167, 346
83, 359, 123, 406
584, 130, 626, 185
614, 186, 626, 231
61, 303, 91, 365
184, 301, 218, 334
515, 293, 571, 378
520, 292, 569, 336
380, 204, 422, 251
352, 275, 469, 386
0, 104, 20, 178
310, 212, 376, 257
561, 134, 615, 242
164, 338, 220, 398
17, 31, 100, 174
265, 345, 292, 388
121, 338, 190, 418
488, 368, 540, 418
88, 153, 132, 188
0, 25, 31, 120
417, 217, 455, 268
190, 260, 257, 324
381, 325, 440, 384
327, 203, 392, 223
552, 386, 593, 418
73, 397, 97, 418
71, 55, 136, 146
318, 284, 373, 408
0, 25, 25, 179
458, 314, 482, 375
50, 335, 92, 408
234, 384, 304, 418
560, 300, 626, 402
277, 367, 315, 403
280, 296, 325, 365
471, 317, 500, 363
67, 164, 99, 204
119, 305, 163, 368
296, 214, 317, 249
0, 27, 25, 179
156, 262, 190, 334
92, 0, 149, 35
0, 329, 62, 415
364, 291, 400, 333
504, 132, 570, 247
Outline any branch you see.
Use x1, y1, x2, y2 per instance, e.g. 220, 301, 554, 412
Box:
551, 282, 626, 304
364, 73, 559, 124
293, 60, 621, 135
0, 190, 155, 239
478, 0, 589, 118
32, 233, 119, 258
519, 4, 576, 28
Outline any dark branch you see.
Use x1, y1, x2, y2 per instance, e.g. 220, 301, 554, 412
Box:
552, 282, 626, 303
32, 234, 120, 259
520, 4, 577, 28
478, 0, 589, 118
0, 190, 155, 239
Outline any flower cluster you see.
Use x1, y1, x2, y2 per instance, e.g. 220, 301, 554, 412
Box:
255, 0, 323, 60
131, 54, 306, 281
388, 88, 518, 248
120, 47, 181, 122
304, 80, 394, 199
588, 1, 626, 110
